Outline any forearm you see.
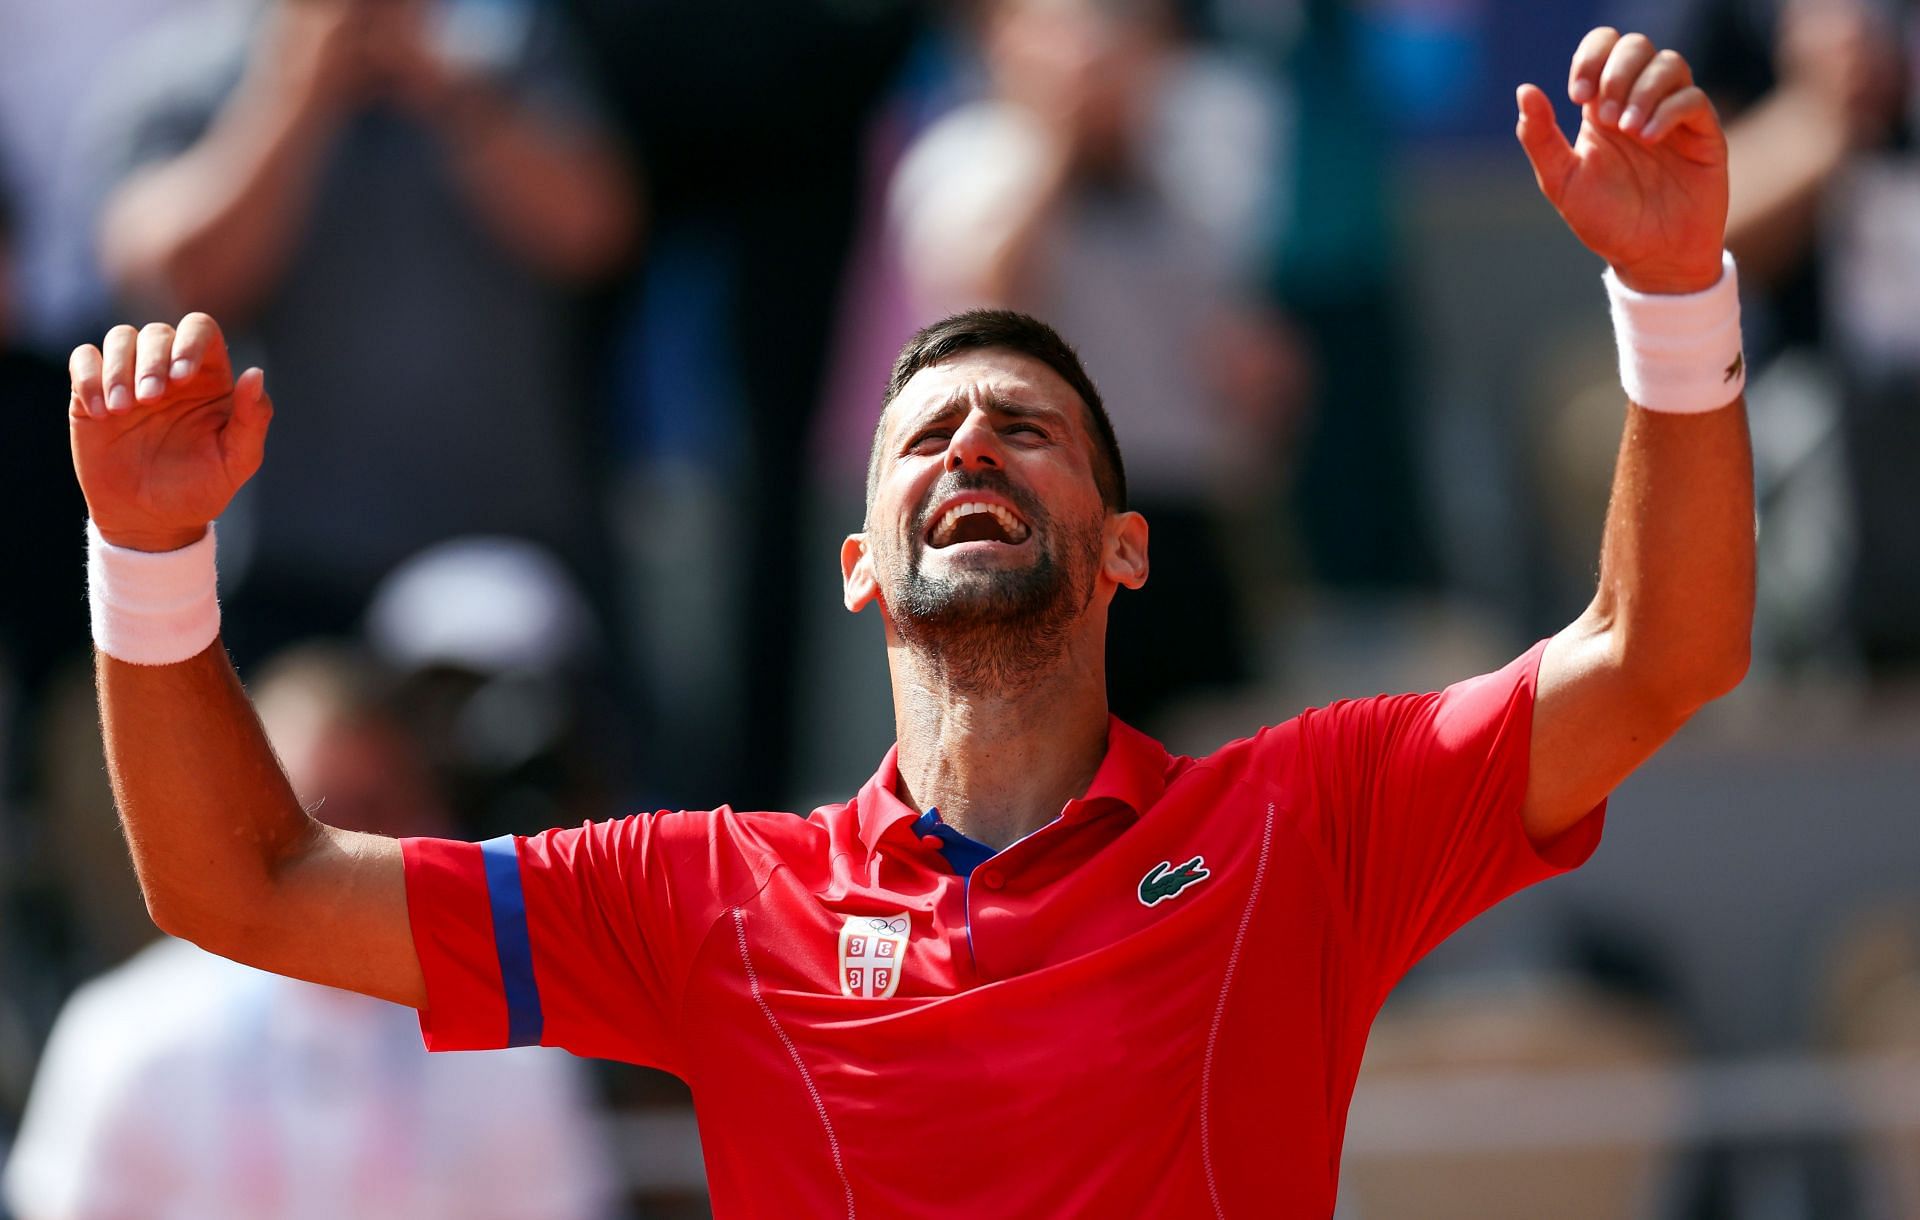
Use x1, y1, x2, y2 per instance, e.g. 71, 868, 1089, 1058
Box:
97, 642, 318, 945
439, 93, 639, 281
1724, 91, 1851, 286
1580, 398, 1755, 706
97, 76, 340, 320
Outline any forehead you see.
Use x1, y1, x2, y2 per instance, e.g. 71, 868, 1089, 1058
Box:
882, 348, 1089, 441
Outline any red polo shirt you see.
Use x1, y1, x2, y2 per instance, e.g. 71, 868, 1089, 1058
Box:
402, 642, 1602, 1217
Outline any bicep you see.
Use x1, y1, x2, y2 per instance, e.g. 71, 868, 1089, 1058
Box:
1525, 622, 1692, 842
257, 826, 425, 1009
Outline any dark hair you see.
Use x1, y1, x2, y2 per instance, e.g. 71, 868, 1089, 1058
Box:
868, 309, 1127, 512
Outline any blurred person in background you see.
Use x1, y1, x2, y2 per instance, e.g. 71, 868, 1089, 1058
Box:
2, 643, 616, 1220
564, 0, 918, 809
890, 0, 1308, 726
364, 535, 625, 843
1618, 0, 1920, 681
0, 0, 183, 348
0, 182, 88, 728
81, 0, 638, 668
0, 180, 94, 1144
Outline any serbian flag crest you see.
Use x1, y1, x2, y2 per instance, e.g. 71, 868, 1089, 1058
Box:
838, 912, 910, 999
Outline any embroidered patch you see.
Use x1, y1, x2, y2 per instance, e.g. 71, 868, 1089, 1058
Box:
1139, 856, 1211, 907
838, 913, 910, 999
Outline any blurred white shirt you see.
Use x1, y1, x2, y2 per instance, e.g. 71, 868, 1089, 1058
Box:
889, 52, 1288, 501
3, 938, 616, 1220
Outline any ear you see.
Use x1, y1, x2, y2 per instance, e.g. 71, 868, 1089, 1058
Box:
842, 533, 880, 613
1102, 511, 1149, 590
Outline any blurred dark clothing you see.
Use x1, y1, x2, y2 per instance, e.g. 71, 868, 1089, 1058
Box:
0, 349, 87, 701
1105, 502, 1251, 723
1238, 0, 1440, 592
77, 2, 615, 664
568, 0, 919, 807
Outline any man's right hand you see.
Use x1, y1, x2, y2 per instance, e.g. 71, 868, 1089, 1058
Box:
69, 314, 272, 553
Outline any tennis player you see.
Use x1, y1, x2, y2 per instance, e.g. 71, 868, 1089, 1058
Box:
69, 29, 1752, 1217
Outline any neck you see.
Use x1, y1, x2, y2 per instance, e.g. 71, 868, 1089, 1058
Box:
886, 624, 1111, 850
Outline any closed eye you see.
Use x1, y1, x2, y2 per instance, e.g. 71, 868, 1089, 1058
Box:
907, 429, 951, 454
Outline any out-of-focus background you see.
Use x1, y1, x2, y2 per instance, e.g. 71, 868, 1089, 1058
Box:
1, 0, 1917, 1215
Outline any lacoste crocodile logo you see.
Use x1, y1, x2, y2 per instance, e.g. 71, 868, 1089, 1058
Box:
1139, 856, 1211, 907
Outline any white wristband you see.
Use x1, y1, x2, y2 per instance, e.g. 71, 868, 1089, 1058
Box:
1604, 250, 1746, 414
87, 520, 222, 665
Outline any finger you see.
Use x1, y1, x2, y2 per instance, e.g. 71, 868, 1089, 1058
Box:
1620, 49, 1694, 136
134, 322, 177, 402
1641, 84, 1718, 144
69, 343, 105, 419
1595, 33, 1659, 128
169, 312, 228, 384
221, 367, 274, 483
101, 325, 138, 414
1568, 26, 1621, 105
1515, 84, 1577, 200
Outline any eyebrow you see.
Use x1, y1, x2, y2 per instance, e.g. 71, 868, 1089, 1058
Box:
896, 392, 1068, 444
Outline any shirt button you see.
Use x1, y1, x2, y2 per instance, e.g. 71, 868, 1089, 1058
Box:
980, 868, 1005, 890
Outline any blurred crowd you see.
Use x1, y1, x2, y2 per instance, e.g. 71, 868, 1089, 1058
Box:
0, 0, 1917, 1216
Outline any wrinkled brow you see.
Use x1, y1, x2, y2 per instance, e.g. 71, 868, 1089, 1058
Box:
895, 390, 1070, 446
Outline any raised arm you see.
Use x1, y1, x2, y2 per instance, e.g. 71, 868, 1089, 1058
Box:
1513, 29, 1756, 840
70, 313, 424, 1007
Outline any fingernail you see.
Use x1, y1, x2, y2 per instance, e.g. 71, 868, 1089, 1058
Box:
136, 375, 164, 399
1571, 79, 1595, 103
107, 384, 131, 412
170, 359, 193, 381
1598, 100, 1622, 126
1619, 105, 1644, 133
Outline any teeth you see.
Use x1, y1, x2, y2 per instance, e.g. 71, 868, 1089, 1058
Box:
930, 501, 1030, 546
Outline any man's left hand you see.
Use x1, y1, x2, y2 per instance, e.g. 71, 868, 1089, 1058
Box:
1517, 28, 1729, 295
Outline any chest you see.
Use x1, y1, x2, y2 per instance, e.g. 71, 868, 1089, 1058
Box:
682, 777, 1351, 1098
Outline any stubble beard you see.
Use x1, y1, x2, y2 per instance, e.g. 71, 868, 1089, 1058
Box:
881, 483, 1103, 696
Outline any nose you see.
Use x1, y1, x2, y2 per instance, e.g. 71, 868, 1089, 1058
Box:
946, 412, 1002, 473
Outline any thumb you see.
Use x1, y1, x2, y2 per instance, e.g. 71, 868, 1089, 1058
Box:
220, 367, 273, 483
1515, 83, 1577, 202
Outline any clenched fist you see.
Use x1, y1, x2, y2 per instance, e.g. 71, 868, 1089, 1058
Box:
69, 314, 273, 553
1517, 29, 1730, 295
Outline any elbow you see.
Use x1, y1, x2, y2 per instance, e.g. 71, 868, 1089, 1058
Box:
141, 883, 201, 946
1623, 630, 1752, 717
139, 876, 250, 961
1679, 638, 1751, 709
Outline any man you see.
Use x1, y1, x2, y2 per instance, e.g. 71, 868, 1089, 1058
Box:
5, 645, 615, 1220
65, 30, 1752, 1216
84, 0, 636, 662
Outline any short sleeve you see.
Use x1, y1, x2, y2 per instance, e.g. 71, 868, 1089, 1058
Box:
402, 810, 752, 1071
1295, 641, 1605, 996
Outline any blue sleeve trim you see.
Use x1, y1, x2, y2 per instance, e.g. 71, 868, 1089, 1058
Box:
480, 835, 544, 1047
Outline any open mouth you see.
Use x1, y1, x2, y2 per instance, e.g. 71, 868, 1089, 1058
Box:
925, 499, 1033, 549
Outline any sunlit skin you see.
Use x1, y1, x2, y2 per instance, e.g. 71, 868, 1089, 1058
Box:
841, 350, 1148, 849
